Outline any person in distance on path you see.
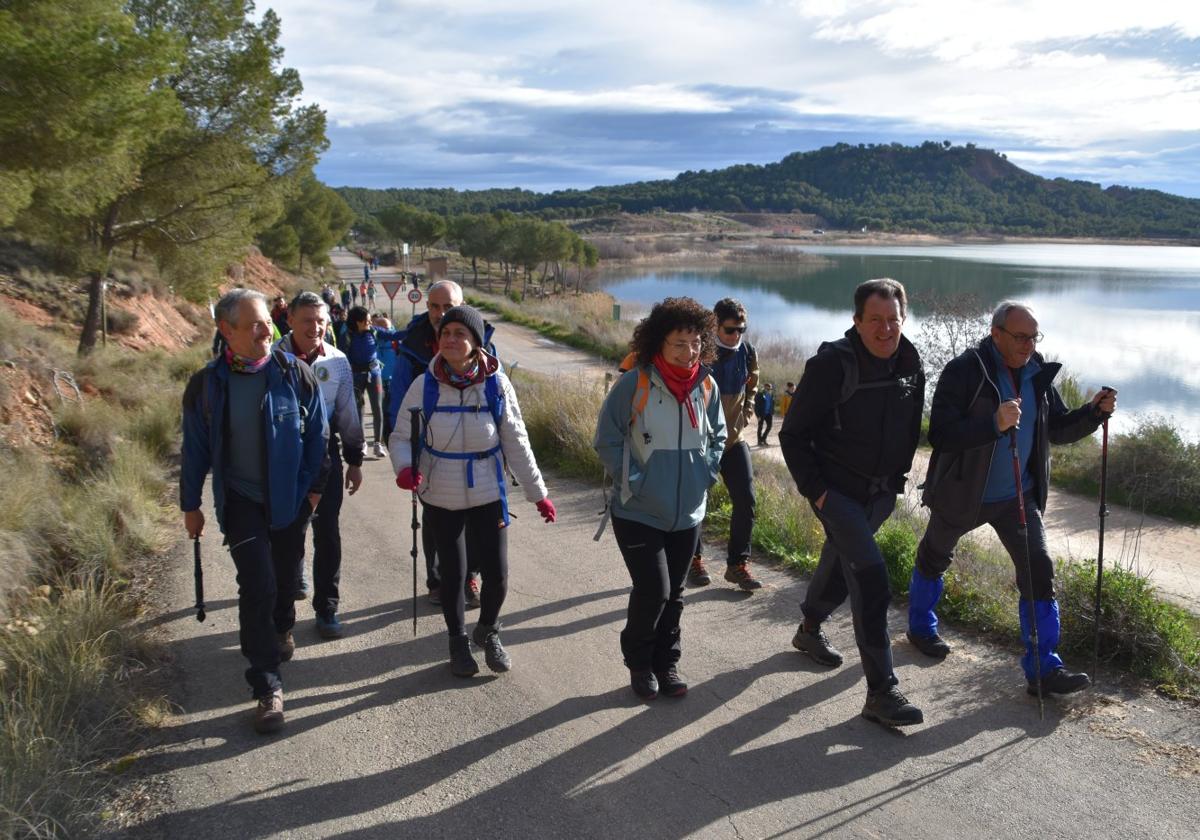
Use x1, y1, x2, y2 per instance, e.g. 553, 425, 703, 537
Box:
340, 305, 403, 459
755, 382, 775, 446
594, 297, 726, 700
779, 278, 926, 728
384, 280, 496, 608
910, 301, 1116, 698
390, 305, 555, 677
180, 289, 329, 734
688, 298, 762, 592
275, 291, 365, 640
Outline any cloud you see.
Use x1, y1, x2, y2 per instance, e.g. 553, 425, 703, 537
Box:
267, 1, 1200, 195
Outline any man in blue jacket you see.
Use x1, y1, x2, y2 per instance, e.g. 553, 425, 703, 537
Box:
181, 289, 329, 735
911, 301, 1116, 699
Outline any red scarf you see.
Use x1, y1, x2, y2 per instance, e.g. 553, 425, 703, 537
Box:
653, 353, 702, 428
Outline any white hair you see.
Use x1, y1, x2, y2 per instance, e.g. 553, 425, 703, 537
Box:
991, 301, 1036, 329
215, 288, 268, 326
427, 279, 463, 304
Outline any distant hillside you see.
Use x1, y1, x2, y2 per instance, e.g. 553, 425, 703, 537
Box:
337, 142, 1200, 239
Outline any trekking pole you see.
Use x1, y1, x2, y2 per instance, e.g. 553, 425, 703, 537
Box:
409, 408, 421, 637
1092, 388, 1113, 679
193, 536, 206, 623
1004, 376, 1043, 720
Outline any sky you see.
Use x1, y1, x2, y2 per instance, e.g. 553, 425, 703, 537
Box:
268, 0, 1200, 197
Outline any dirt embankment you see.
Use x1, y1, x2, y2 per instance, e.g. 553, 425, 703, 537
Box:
0, 248, 303, 449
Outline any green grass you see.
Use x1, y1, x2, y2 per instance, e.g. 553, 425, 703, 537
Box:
515, 366, 1200, 696
1, 300, 185, 838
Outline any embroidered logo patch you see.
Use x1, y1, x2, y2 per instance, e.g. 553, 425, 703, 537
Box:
316, 367, 331, 382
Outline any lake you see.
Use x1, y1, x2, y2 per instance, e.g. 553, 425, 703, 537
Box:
597, 243, 1200, 437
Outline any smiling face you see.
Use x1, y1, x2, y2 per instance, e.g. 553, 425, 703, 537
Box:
438, 321, 477, 368
853, 293, 904, 359
991, 307, 1040, 369
661, 327, 703, 368
220, 298, 273, 360
287, 303, 328, 356
717, 317, 747, 347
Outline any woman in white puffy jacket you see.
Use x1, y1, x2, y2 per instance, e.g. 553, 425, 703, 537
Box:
389, 305, 556, 677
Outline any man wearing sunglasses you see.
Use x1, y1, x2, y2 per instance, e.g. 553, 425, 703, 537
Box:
912, 301, 1116, 700
688, 298, 763, 591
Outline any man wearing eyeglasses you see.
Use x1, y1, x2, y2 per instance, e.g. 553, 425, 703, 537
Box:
911, 301, 1117, 699
688, 298, 763, 591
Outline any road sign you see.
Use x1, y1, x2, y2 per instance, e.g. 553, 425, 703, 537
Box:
407, 288, 423, 304
380, 280, 405, 300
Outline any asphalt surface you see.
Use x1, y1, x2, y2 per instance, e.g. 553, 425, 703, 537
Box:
126, 255, 1199, 839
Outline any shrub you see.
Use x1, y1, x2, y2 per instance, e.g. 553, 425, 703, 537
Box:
1057, 560, 1200, 693
104, 307, 140, 336
1054, 416, 1200, 524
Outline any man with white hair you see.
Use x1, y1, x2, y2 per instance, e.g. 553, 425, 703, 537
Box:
383, 279, 498, 606
911, 300, 1117, 699
276, 291, 365, 640
181, 288, 329, 734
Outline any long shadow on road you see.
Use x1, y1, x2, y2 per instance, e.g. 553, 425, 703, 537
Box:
136, 649, 1050, 839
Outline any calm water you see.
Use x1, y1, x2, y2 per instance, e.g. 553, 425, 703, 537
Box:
598, 244, 1200, 437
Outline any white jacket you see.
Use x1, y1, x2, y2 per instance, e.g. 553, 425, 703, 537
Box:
388, 353, 548, 512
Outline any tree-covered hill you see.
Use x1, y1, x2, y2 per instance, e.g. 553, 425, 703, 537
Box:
336, 142, 1200, 239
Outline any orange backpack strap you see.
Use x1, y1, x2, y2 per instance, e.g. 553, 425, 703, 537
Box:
630, 368, 651, 429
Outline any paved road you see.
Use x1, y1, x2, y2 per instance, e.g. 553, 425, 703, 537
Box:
127, 263, 1199, 838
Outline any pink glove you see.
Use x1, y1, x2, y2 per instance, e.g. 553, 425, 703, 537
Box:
395, 467, 423, 491
536, 498, 557, 523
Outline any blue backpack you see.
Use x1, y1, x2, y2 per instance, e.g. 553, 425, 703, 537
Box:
419, 372, 510, 525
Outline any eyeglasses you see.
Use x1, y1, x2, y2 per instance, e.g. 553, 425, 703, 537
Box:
999, 326, 1044, 345
668, 340, 703, 352
722, 326, 747, 335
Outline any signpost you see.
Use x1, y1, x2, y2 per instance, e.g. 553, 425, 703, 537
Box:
380, 279, 406, 320
407, 287, 423, 319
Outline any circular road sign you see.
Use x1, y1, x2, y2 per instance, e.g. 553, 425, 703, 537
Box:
407, 288, 423, 304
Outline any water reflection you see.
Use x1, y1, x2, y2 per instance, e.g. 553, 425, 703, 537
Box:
598, 244, 1200, 437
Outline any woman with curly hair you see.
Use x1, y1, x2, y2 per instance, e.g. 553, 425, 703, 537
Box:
593, 297, 727, 700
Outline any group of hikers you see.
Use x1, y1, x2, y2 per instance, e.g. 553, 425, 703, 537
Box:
181, 272, 1116, 734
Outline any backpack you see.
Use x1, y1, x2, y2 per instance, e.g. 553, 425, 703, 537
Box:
417, 371, 510, 525
200, 349, 310, 434
593, 367, 715, 541
818, 338, 896, 431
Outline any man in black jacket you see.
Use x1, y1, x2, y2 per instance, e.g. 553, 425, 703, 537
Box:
909, 301, 1116, 698
780, 278, 925, 728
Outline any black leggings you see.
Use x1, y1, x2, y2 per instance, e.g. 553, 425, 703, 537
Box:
423, 501, 507, 636
353, 370, 383, 444
612, 516, 698, 672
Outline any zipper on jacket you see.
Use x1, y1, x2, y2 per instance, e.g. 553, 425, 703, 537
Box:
674, 397, 683, 531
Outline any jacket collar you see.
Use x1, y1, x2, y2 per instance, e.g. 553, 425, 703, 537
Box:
428, 349, 501, 385
842, 327, 922, 376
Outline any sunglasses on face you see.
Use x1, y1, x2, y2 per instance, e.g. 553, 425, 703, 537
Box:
722, 326, 747, 335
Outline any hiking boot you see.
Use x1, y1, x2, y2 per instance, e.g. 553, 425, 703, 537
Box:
464, 575, 481, 609
253, 690, 284, 734
315, 612, 345, 640
428, 586, 442, 606
792, 623, 843, 667
1027, 668, 1091, 696
472, 622, 512, 673
449, 634, 479, 677
906, 630, 951, 659
630, 669, 658, 700
724, 560, 763, 591
862, 686, 924, 727
277, 631, 295, 662
373, 441, 386, 458
687, 555, 711, 587
654, 666, 688, 698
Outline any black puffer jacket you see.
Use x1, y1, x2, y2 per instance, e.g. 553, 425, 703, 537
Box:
780, 329, 925, 505
921, 336, 1102, 528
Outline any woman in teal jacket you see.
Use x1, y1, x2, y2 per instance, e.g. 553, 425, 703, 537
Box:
594, 297, 726, 701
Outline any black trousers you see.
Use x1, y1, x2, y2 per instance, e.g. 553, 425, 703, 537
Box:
613, 516, 698, 672
917, 497, 1055, 600
223, 489, 310, 698
421, 505, 478, 592
757, 414, 774, 444
309, 452, 344, 618
719, 440, 756, 564
424, 501, 507, 636
802, 490, 897, 693
353, 370, 383, 444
